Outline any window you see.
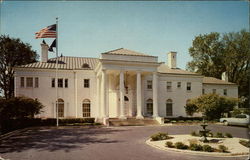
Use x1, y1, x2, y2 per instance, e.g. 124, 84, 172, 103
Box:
223, 89, 227, 96
20, 77, 24, 87
65, 79, 68, 88
82, 99, 91, 117
167, 82, 172, 91
177, 82, 181, 88
147, 80, 152, 89
166, 99, 173, 116
146, 99, 153, 116
84, 79, 90, 88
51, 78, 55, 88
35, 77, 39, 88
56, 99, 64, 117
58, 78, 63, 88
187, 82, 191, 91
212, 89, 216, 94
235, 114, 247, 118
26, 77, 33, 87
202, 89, 205, 94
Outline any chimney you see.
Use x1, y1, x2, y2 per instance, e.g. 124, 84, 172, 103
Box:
221, 72, 228, 82
167, 51, 177, 68
41, 43, 49, 62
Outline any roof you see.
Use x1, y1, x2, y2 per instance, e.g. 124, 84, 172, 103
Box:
102, 48, 155, 57
17, 56, 99, 70
157, 64, 199, 75
203, 77, 236, 85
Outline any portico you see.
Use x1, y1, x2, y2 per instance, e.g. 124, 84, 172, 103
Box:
94, 48, 161, 120
96, 69, 160, 119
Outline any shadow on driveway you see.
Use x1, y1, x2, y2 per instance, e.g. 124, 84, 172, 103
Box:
0, 126, 126, 153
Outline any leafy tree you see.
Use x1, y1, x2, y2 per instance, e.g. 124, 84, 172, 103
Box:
184, 102, 198, 116
187, 94, 238, 120
0, 96, 44, 133
0, 96, 44, 120
0, 35, 38, 99
187, 30, 250, 108
187, 32, 225, 78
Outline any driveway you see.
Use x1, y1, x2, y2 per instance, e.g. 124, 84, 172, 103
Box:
0, 124, 249, 160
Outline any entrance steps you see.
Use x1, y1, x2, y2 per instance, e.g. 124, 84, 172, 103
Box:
108, 117, 159, 126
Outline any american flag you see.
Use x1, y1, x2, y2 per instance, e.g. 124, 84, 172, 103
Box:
35, 24, 56, 39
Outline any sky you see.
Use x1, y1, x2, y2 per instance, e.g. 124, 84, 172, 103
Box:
0, 1, 249, 69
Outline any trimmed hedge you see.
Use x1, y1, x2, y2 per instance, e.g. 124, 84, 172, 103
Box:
164, 117, 203, 123
0, 118, 95, 134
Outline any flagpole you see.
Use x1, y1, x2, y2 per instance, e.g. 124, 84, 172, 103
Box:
56, 17, 59, 127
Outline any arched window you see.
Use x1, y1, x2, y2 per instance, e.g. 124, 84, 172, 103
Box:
166, 99, 173, 116
146, 99, 153, 116
82, 99, 91, 117
57, 99, 64, 117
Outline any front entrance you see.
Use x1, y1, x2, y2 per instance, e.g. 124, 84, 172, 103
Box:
124, 96, 129, 116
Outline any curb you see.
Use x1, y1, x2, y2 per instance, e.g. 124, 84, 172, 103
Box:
146, 139, 249, 158
0, 127, 31, 140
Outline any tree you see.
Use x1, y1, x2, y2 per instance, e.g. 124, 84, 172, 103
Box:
186, 94, 238, 120
0, 35, 38, 99
0, 96, 44, 120
187, 32, 225, 78
187, 30, 250, 108
0, 96, 44, 134
184, 102, 198, 116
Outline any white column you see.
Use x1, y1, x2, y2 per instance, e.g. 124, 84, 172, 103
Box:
96, 76, 100, 118
136, 72, 143, 119
119, 71, 126, 119
101, 70, 107, 118
153, 72, 159, 117
74, 71, 78, 118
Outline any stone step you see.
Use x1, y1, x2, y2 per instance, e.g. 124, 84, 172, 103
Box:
109, 117, 159, 126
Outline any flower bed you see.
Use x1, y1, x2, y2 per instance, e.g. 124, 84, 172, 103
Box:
147, 134, 249, 157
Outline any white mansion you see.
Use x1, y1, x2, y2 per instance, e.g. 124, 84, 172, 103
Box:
14, 44, 238, 123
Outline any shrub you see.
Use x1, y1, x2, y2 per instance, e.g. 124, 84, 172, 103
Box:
189, 143, 203, 151
190, 131, 198, 136
239, 140, 250, 148
178, 120, 185, 123
202, 145, 214, 152
216, 132, 224, 138
225, 133, 233, 138
186, 120, 193, 123
151, 132, 170, 141
174, 142, 188, 149
218, 145, 228, 152
165, 141, 174, 148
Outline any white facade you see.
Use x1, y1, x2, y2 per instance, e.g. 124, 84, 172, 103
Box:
14, 47, 238, 121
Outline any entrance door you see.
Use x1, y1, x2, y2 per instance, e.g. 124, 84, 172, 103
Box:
124, 96, 129, 116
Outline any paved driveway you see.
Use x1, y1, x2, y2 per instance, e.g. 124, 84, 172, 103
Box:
0, 124, 249, 160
